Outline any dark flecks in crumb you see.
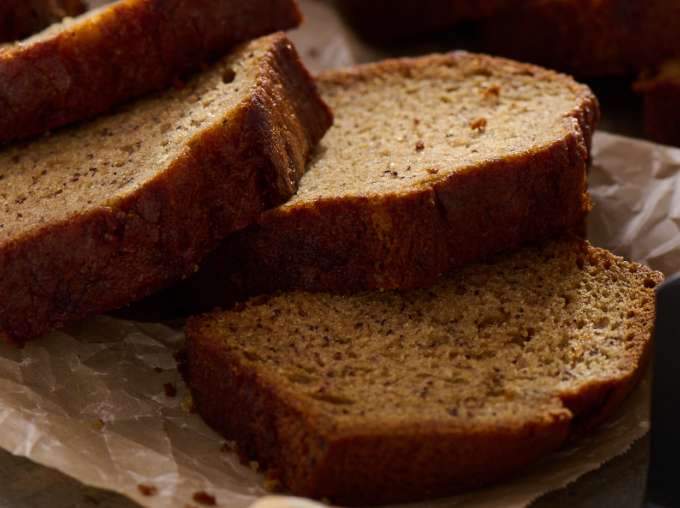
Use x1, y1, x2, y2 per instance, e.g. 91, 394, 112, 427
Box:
470, 118, 487, 132
415, 140, 425, 152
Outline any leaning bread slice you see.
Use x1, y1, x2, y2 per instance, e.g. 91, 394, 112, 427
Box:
0, 0, 302, 144
0, 0, 85, 42
184, 239, 661, 505
0, 33, 332, 344
184, 52, 599, 307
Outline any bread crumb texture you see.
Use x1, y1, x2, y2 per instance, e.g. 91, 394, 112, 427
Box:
186, 240, 660, 503
0, 41, 263, 242
291, 52, 593, 204
193, 240, 658, 424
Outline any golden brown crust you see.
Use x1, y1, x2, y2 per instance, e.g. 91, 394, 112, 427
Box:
181, 53, 599, 309
0, 0, 85, 43
0, 34, 333, 344
0, 0, 302, 144
183, 243, 660, 505
477, 0, 680, 77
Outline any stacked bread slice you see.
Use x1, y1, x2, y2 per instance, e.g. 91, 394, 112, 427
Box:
0, 0, 306, 143
0, 3, 332, 343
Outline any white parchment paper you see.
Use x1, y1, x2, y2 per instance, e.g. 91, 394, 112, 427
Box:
1, 0, 679, 507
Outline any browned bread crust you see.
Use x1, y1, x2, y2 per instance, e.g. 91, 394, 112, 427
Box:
0, 0, 85, 43
635, 61, 680, 147
335, 0, 513, 41
0, 0, 303, 144
181, 53, 599, 309
0, 33, 332, 345
184, 240, 661, 504
478, 0, 680, 77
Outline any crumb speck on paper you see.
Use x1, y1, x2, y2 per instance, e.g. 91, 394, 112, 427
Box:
181, 394, 195, 413
138, 484, 158, 497
470, 118, 487, 132
163, 382, 177, 398
192, 491, 217, 506
92, 418, 105, 431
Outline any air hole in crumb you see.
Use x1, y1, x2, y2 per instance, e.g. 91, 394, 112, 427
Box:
594, 317, 609, 329
644, 277, 657, 288
222, 68, 236, 84
310, 393, 355, 405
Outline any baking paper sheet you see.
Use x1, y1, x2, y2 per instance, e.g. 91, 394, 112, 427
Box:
1, 0, 679, 507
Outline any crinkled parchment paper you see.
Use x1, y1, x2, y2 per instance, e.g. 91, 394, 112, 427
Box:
1, 1, 679, 507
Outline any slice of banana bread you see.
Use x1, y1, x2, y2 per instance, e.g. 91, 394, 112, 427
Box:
183, 52, 598, 308
0, 33, 332, 344
184, 239, 661, 505
0, 0, 85, 43
0, 0, 302, 144
635, 60, 680, 147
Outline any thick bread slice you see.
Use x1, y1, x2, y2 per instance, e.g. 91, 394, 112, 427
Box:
478, 0, 680, 77
635, 60, 680, 147
0, 0, 85, 42
184, 239, 661, 505
0, 33, 332, 344
185, 52, 598, 307
0, 0, 303, 144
